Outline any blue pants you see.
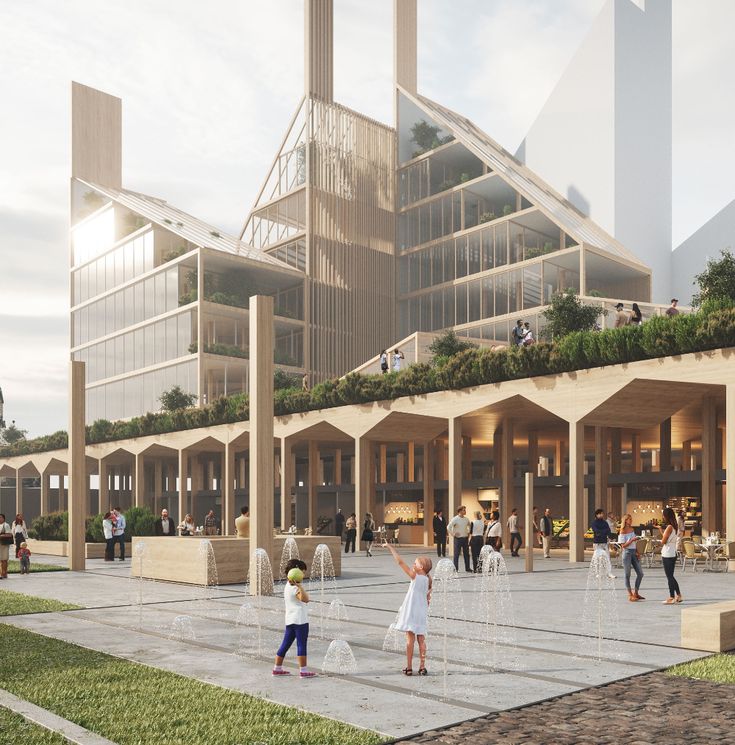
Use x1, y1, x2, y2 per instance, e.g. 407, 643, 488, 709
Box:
113, 533, 125, 559
277, 623, 309, 658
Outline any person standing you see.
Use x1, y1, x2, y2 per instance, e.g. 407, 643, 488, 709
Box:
11, 514, 28, 559
154, 509, 176, 536
203, 509, 218, 536
658, 507, 682, 604
606, 512, 616, 535
629, 303, 643, 325
0, 514, 12, 579
447, 506, 471, 572
532, 507, 540, 547
392, 348, 404, 372
591, 508, 616, 579
507, 508, 522, 556
486, 510, 502, 551
540, 508, 553, 558
379, 350, 389, 374
112, 507, 126, 561
361, 512, 376, 557
102, 512, 115, 561
512, 319, 525, 346
469, 511, 485, 572
344, 513, 357, 554
433, 509, 447, 558
618, 514, 644, 601
522, 322, 535, 345
335, 509, 346, 542
665, 298, 679, 317
235, 506, 250, 537
614, 303, 629, 328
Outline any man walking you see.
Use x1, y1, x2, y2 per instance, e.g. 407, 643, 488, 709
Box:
344, 513, 357, 554
512, 319, 525, 346
154, 509, 175, 536
508, 507, 522, 557
335, 509, 346, 542
447, 505, 471, 572
433, 509, 447, 557
540, 508, 552, 558
203, 509, 218, 536
112, 507, 126, 561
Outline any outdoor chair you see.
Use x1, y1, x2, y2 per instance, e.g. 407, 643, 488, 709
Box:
388, 528, 400, 546
710, 542, 732, 572
682, 541, 703, 572
643, 539, 661, 568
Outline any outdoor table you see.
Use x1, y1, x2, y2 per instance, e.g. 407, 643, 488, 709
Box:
698, 542, 728, 571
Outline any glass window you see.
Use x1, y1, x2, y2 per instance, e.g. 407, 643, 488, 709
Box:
456, 237, 468, 279
482, 276, 494, 318
430, 244, 443, 286
495, 224, 508, 267
509, 224, 523, 265
443, 241, 455, 282
456, 284, 467, 325
72, 207, 114, 266
482, 227, 494, 271
468, 279, 481, 322
431, 290, 443, 330
166, 317, 177, 359
495, 272, 509, 317
419, 249, 431, 289
468, 232, 481, 275
154, 272, 166, 316
508, 269, 522, 314
523, 264, 542, 309
408, 253, 420, 293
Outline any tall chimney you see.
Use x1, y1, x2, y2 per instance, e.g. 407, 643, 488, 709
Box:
394, 0, 417, 93
304, 0, 333, 101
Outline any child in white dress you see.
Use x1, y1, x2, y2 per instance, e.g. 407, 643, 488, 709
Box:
383, 542, 432, 676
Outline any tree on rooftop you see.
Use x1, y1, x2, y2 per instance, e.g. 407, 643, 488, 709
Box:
428, 330, 477, 360
541, 289, 604, 340
0, 422, 27, 445
692, 249, 735, 308
158, 385, 197, 412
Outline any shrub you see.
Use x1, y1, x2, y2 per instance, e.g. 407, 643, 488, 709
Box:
692, 249, 735, 308
159, 385, 197, 412
124, 506, 156, 538
542, 289, 605, 339
29, 512, 68, 541
428, 330, 476, 360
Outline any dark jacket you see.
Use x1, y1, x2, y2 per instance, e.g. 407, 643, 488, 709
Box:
154, 517, 176, 536
433, 515, 448, 541
591, 518, 612, 545
540, 515, 552, 536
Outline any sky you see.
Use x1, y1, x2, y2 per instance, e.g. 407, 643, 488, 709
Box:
1, 0, 733, 437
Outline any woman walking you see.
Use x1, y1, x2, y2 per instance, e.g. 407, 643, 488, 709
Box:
618, 514, 644, 601
383, 541, 432, 676
362, 512, 376, 557
470, 511, 485, 572
486, 510, 502, 551
658, 507, 682, 604
0, 514, 12, 579
630, 303, 643, 325
11, 514, 28, 559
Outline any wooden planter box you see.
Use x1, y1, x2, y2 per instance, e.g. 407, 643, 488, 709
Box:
26, 539, 131, 559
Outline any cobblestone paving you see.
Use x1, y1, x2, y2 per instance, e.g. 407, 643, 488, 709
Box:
396, 672, 735, 745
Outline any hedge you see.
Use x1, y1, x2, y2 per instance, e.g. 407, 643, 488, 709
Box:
3, 302, 735, 458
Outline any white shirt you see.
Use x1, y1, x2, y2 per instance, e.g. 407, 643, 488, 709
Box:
392, 352, 403, 371
284, 582, 309, 625
12, 522, 27, 538
606, 518, 616, 533
470, 519, 485, 537
102, 519, 113, 540
447, 515, 470, 538
487, 521, 502, 538
507, 515, 519, 533
661, 527, 679, 558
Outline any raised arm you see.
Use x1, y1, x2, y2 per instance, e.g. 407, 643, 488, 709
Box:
383, 542, 416, 579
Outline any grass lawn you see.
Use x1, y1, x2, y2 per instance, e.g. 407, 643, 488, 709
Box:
7, 560, 67, 574
0, 707, 69, 745
0, 625, 383, 745
667, 653, 735, 685
0, 590, 81, 616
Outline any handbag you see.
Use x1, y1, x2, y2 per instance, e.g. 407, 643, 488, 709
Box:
0, 531, 14, 545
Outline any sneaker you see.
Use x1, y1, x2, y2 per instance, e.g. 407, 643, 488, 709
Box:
299, 670, 317, 678
272, 669, 291, 676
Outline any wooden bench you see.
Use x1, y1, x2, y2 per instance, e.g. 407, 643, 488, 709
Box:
681, 600, 735, 652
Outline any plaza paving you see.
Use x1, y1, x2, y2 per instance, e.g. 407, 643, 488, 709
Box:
0, 546, 732, 740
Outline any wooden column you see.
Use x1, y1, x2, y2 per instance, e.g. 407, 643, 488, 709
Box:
15, 471, 22, 515
334, 448, 342, 486
493, 428, 502, 479
555, 438, 565, 477
423, 442, 433, 547
702, 397, 717, 535
726, 384, 735, 564
631, 433, 642, 472
40, 472, 50, 516
224, 441, 236, 536
569, 421, 585, 563
407, 441, 415, 483
308, 440, 318, 531
249, 296, 275, 590
525, 472, 534, 573
379, 444, 387, 484
594, 427, 609, 513
133, 453, 145, 508
462, 436, 472, 480
660, 418, 672, 472
281, 437, 293, 531
153, 459, 162, 516
68, 360, 86, 571
354, 437, 371, 531
448, 418, 462, 517
501, 418, 514, 548
610, 428, 622, 515
178, 450, 188, 524
98, 460, 108, 514
396, 451, 405, 483
682, 440, 692, 471
528, 431, 538, 477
